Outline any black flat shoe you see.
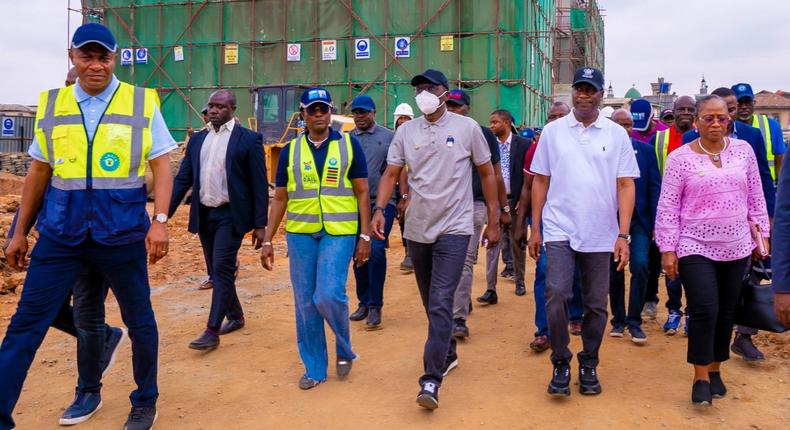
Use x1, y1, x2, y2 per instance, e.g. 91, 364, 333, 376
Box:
188, 331, 219, 351
691, 380, 712, 406
219, 319, 245, 335
709, 372, 726, 398
366, 308, 382, 330
349, 306, 368, 321
476, 290, 498, 305
515, 283, 526, 296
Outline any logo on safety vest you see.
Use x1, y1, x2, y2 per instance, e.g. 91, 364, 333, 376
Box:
328, 157, 338, 166
303, 161, 313, 171
100, 152, 121, 172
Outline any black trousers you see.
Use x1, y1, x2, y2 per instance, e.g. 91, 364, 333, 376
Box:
679, 255, 749, 365
199, 204, 244, 330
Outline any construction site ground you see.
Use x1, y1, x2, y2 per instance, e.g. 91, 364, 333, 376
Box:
0, 178, 788, 429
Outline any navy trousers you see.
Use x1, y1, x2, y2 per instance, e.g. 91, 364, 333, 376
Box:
199, 204, 244, 330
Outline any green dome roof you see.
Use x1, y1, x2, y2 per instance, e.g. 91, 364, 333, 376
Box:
624, 87, 642, 99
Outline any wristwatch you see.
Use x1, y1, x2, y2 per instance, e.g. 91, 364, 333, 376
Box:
501, 205, 511, 213
373, 206, 386, 213
152, 213, 168, 224
359, 234, 371, 242
618, 233, 631, 244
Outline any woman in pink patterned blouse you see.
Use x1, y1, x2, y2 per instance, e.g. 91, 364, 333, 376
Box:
655, 95, 770, 406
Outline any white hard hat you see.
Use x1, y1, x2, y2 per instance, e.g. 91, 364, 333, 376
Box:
393, 103, 414, 119
600, 106, 614, 118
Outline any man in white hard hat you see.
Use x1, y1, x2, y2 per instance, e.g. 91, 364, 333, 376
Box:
394, 103, 414, 129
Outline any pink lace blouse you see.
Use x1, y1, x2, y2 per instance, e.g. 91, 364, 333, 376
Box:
655, 138, 770, 261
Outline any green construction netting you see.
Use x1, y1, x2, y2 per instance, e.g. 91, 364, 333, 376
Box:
85, 0, 567, 136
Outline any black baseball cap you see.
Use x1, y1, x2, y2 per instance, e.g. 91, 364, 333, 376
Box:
572, 66, 604, 92
446, 89, 470, 106
410, 69, 450, 90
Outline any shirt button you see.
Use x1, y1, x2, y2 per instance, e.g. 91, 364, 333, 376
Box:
90, 120, 96, 123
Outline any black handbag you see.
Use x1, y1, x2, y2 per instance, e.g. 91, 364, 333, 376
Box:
734, 260, 789, 333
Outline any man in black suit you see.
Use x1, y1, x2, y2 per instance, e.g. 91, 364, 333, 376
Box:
169, 90, 269, 351
480, 109, 531, 299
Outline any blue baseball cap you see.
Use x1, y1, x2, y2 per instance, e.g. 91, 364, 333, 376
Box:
519, 128, 535, 139
732, 83, 755, 101
630, 99, 653, 131
410, 69, 450, 90
300, 87, 332, 108
351, 95, 375, 112
71, 23, 117, 53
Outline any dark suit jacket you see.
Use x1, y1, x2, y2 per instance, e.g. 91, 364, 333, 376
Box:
773, 154, 790, 293
169, 125, 269, 236
631, 138, 661, 234
683, 122, 776, 215
507, 134, 531, 206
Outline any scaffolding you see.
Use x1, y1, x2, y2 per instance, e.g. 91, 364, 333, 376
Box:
78, 0, 561, 140
552, 0, 604, 85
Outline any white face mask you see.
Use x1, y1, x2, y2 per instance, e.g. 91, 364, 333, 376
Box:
415, 90, 446, 115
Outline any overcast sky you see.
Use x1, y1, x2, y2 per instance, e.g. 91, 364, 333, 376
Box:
2, 1, 789, 105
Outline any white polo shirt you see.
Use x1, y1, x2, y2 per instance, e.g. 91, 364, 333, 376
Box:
530, 111, 640, 252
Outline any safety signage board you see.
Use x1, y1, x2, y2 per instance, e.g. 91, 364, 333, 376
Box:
440, 35, 454, 51
135, 48, 148, 64
1, 117, 14, 137
287, 43, 301, 62
120, 48, 133, 66
355, 38, 370, 59
394, 37, 410, 58
322, 40, 337, 61
174, 46, 184, 62
225, 43, 239, 64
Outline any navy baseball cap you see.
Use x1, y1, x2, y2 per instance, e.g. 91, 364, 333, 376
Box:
446, 89, 470, 106
520, 128, 535, 139
410, 69, 450, 90
71, 23, 117, 53
351, 95, 376, 112
630, 99, 653, 131
201, 104, 209, 114
572, 66, 604, 92
300, 87, 332, 108
732, 83, 755, 101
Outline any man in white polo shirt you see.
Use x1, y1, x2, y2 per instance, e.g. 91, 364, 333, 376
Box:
528, 66, 638, 397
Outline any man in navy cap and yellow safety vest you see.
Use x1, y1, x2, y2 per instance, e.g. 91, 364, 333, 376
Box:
0, 23, 176, 430
733, 82, 786, 181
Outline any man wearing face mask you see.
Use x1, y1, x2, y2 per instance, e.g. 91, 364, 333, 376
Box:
372, 69, 500, 410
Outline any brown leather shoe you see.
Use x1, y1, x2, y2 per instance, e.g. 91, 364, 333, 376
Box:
529, 335, 549, 352
570, 321, 582, 336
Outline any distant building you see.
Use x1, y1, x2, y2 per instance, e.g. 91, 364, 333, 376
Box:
754, 90, 790, 140
0, 104, 35, 153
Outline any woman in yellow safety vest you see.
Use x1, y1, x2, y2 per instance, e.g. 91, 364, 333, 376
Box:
260, 87, 371, 390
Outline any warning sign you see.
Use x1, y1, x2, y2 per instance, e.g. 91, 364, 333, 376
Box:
440, 35, 454, 52
394, 37, 410, 58
224, 43, 239, 64
322, 40, 337, 61
355, 38, 370, 59
135, 48, 148, 64
120, 48, 133, 66
287, 43, 301, 62
174, 46, 184, 62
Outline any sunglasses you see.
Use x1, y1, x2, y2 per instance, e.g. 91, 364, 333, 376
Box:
304, 103, 330, 116
699, 115, 730, 124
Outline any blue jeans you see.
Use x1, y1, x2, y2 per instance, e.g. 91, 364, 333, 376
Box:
531, 219, 583, 337
353, 203, 395, 309
609, 222, 650, 327
287, 231, 356, 382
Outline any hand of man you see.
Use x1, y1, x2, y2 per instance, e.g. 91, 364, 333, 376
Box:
397, 197, 409, 220
662, 251, 679, 280
775, 293, 790, 328
260, 244, 274, 271
3, 235, 28, 271
354, 238, 371, 268
500, 210, 512, 229
527, 228, 541, 260
752, 237, 770, 260
482, 223, 500, 249
513, 222, 526, 245
146, 222, 169, 264
371, 210, 386, 240
613, 237, 630, 271
251, 227, 267, 249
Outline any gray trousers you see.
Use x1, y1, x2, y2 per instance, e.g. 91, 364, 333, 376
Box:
486, 215, 527, 290
452, 201, 487, 321
545, 241, 610, 367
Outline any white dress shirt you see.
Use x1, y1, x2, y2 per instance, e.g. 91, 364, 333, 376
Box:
498, 131, 512, 195
199, 118, 234, 207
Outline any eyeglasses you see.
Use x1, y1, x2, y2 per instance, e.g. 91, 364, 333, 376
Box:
699, 115, 730, 124
304, 104, 330, 116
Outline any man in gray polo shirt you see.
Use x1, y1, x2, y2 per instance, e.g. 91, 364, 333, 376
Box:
372, 69, 500, 410
349, 95, 396, 330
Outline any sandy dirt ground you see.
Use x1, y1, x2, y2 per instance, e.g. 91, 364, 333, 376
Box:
1, 203, 789, 430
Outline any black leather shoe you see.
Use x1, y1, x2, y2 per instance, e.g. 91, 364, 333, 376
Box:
515, 283, 526, 296
188, 331, 219, 351
366, 308, 382, 330
219, 319, 245, 335
349, 306, 368, 321
476, 290, 498, 305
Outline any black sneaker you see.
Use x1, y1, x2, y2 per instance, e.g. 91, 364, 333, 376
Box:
709, 371, 726, 398
442, 351, 459, 377
452, 318, 469, 339
416, 381, 440, 410
731, 334, 765, 361
691, 380, 712, 406
547, 361, 571, 396
579, 366, 601, 395
124, 406, 157, 430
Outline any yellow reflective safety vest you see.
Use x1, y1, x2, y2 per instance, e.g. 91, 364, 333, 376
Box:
654, 129, 671, 176
33, 81, 158, 246
751, 114, 776, 180
285, 133, 359, 235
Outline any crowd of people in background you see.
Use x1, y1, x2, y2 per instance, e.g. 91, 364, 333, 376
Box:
1, 22, 789, 430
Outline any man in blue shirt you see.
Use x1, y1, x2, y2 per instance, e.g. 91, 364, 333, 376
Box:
733, 83, 786, 181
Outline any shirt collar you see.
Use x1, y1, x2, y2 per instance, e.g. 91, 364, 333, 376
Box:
566, 110, 604, 129
353, 123, 378, 136
73, 74, 120, 103
420, 109, 451, 129
499, 131, 512, 145
208, 118, 236, 134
